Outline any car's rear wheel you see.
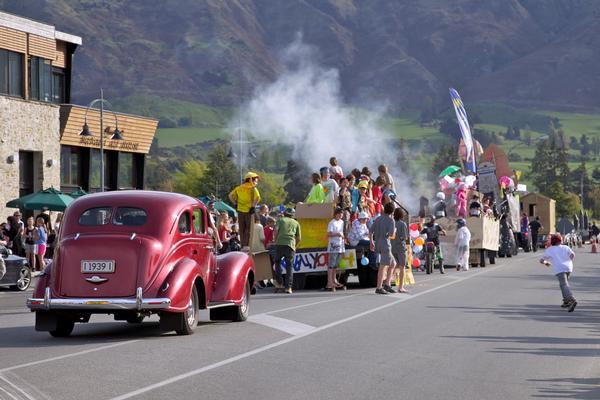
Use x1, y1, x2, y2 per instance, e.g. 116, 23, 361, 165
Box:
49, 317, 74, 337
175, 285, 199, 335
210, 279, 250, 322
11, 266, 31, 291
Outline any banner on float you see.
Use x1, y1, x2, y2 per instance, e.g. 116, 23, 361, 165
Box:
449, 88, 476, 173
281, 249, 357, 274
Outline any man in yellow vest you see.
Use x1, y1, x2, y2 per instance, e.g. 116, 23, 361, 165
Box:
229, 172, 261, 249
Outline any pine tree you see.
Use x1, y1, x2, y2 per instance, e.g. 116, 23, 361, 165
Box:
283, 159, 312, 203
530, 137, 570, 193
198, 144, 240, 201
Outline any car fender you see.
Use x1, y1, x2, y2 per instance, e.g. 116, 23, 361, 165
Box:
32, 262, 53, 299
211, 252, 255, 304
161, 257, 202, 312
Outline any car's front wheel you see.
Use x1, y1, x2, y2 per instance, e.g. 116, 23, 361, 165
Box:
175, 285, 199, 335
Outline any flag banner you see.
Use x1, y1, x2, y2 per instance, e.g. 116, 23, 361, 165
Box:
449, 88, 475, 172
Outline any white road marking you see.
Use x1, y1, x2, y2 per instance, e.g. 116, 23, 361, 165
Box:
0, 340, 140, 373
0, 375, 36, 400
109, 268, 493, 400
261, 292, 366, 314
248, 314, 315, 336
0, 385, 20, 400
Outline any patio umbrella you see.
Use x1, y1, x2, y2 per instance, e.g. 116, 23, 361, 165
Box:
6, 187, 74, 212
199, 196, 237, 217
438, 165, 461, 178
69, 188, 89, 198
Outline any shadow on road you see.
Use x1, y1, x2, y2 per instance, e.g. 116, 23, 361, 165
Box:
0, 320, 220, 348
529, 377, 600, 399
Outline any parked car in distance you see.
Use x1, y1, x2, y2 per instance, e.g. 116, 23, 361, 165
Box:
0, 247, 31, 291
27, 191, 255, 337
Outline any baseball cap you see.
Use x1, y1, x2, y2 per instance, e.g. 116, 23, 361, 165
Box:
358, 211, 369, 219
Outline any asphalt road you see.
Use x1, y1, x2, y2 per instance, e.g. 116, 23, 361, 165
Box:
1, 248, 599, 400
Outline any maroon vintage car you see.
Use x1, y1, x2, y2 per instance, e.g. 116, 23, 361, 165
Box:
27, 191, 255, 337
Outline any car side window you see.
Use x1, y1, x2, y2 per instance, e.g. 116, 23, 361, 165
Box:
178, 212, 191, 234
193, 208, 206, 235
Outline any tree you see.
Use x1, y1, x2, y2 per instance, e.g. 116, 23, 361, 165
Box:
432, 144, 461, 178
505, 127, 514, 140
588, 186, 600, 218
144, 159, 174, 192
256, 171, 288, 206
580, 134, 590, 155
569, 136, 579, 150
513, 126, 521, 140
283, 159, 312, 203
173, 160, 206, 196
570, 162, 593, 209
198, 144, 240, 200
530, 137, 570, 193
522, 131, 532, 145
438, 117, 461, 141
545, 182, 580, 218
592, 166, 600, 182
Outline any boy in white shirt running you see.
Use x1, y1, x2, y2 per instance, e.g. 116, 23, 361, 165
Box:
326, 207, 346, 291
539, 234, 577, 312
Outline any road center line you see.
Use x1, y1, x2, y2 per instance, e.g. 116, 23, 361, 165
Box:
0, 340, 140, 373
109, 267, 494, 400
248, 314, 315, 336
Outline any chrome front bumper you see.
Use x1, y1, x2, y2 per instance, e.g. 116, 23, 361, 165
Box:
27, 287, 171, 311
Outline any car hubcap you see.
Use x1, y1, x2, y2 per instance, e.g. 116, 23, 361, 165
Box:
239, 284, 248, 315
17, 268, 31, 290
186, 297, 195, 327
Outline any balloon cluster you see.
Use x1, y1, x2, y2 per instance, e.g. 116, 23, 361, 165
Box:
409, 223, 423, 267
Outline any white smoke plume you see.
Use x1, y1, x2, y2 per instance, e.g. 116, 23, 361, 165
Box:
233, 35, 428, 211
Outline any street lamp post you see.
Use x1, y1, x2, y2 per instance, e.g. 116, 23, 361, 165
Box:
79, 89, 123, 192
228, 124, 256, 184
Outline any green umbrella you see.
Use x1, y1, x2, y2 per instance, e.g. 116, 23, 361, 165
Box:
6, 187, 74, 211
69, 188, 89, 198
438, 165, 462, 178
199, 196, 238, 217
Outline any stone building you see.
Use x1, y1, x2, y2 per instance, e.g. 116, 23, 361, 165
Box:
0, 11, 157, 219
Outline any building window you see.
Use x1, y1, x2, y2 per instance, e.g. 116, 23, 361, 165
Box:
29, 56, 52, 102
118, 152, 134, 189
0, 49, 24, 97
60, 146, 82, 187
52, 68, 65, 104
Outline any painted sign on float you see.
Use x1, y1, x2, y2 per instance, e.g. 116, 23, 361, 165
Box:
281, 249, 357, 274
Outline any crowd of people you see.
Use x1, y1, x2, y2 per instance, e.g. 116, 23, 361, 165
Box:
1, 210, 61, 276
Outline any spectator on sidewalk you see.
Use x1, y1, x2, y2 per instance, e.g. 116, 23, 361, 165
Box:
378, 164, 395, 192
24, 217, 37, 272
390, 207, 409, 293
229, 172, 261, 249
529, 216, 543, 252
34, 216, 47, 272
369, 203, 396, 294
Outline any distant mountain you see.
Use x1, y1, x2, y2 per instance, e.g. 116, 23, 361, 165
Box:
2, 0, 600, 111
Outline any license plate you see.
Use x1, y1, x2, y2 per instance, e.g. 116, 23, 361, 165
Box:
81, 260, 115, 273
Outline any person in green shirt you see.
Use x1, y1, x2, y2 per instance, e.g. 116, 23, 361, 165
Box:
274, 208, 302, 293
306, 173, 326, 203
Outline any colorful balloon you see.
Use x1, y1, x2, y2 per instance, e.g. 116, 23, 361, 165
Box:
415, 237, 424, 246
412, 258, 421, 268
410, 230, 420, 239
361, 256, 369, 266
413, 245, 423, 253
409, 223, 418, 231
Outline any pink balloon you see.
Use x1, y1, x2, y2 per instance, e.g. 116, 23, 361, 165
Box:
412, 258, 421, 267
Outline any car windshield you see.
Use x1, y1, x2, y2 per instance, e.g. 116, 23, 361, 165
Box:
113, 207, 147, 226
